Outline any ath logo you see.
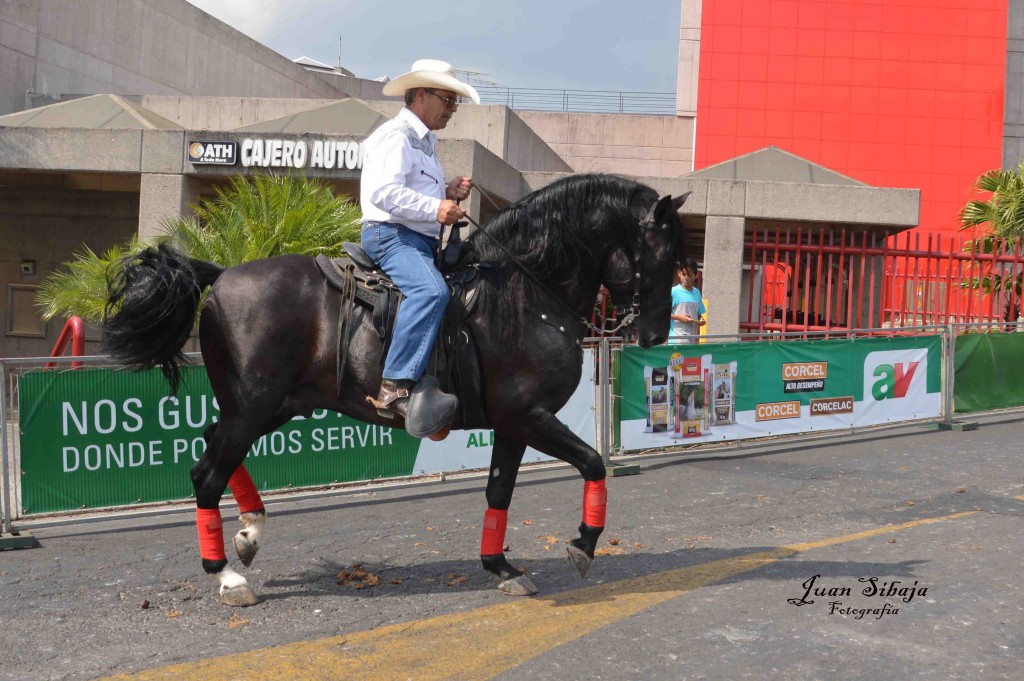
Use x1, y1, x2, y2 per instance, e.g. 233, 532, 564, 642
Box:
872, 361, 919, 400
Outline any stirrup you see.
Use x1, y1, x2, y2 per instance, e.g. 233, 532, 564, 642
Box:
405, 376, 458, 438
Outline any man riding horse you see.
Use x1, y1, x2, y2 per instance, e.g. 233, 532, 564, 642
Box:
361, 59, 480, 437
103, 72, 689, 602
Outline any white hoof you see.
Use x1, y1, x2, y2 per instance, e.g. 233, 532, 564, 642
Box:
233, 512, 265, 567
498, 574, 538, 596
214, 566, 259, 606
220, 584, 259, 606
233, 530, 259, 567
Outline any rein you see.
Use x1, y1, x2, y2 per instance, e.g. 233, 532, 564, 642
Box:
468, 185, 669, 335
460, 211, 592, 332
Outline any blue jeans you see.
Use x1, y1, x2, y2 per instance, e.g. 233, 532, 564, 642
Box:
361, 222, 450, 382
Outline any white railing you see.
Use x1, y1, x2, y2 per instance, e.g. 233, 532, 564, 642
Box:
472, 86, 677, 115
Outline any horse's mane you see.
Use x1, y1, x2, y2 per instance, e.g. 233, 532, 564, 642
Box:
468, 173, 658, 343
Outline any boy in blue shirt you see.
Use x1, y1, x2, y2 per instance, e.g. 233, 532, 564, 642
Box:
669, 259, 706, 341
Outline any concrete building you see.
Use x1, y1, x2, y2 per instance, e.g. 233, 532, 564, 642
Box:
0, 0, 382, 116
0, 0, 921, 357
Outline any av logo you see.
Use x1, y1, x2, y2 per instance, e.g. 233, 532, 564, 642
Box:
871, 361, 919, 400
863, 350, 928, 403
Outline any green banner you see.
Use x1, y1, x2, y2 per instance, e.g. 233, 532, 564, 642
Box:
17, 350, 598, 516
954, 332, 1024, 413
616, 335, 942, 451
19, 366, 420, 514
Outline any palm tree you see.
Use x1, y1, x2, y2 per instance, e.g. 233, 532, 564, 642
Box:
958, 162, 1024, 322
38, 174, 363, 322
960, 161, 1024, 239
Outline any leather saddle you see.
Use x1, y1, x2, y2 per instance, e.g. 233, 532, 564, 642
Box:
314, 233, 489, 432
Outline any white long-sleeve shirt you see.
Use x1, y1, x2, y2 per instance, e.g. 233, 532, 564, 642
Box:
359, 107, 446, 238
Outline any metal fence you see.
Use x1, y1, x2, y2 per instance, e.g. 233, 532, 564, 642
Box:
3, 323, 1019, 533
743, 226, 1024, 336
2, 347, 599, 530
1, 354, 129, 532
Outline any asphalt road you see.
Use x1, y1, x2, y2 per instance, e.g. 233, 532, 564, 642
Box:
1, 413, 1022, 680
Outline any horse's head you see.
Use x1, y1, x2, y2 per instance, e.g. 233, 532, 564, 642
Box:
601, 191, 689, 347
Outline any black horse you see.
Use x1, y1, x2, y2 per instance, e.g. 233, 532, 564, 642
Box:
104, 173, 688, 605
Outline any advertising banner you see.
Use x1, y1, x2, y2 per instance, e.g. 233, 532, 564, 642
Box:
953, 332, 1024, 413
617, 336, 942, 451
18, 351, 594, 514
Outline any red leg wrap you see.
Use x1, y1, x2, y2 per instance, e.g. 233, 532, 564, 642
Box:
228, 465, 264, 514
196, 507, 226, 561
480, 508, 508, 555
583, 479, 607, 528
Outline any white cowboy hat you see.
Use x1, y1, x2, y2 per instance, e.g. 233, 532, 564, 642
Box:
381, 59, 481, 105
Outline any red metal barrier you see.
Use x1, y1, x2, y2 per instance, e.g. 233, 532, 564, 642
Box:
589, 287, 614, 337
743, 226, 1023, 337
46, 316, 86, 369
882, 231, 1023, 327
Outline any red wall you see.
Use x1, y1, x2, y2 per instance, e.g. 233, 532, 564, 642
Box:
694, 0, 1008, 235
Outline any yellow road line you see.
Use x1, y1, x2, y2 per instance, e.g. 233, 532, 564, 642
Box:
104, 509, 981, 681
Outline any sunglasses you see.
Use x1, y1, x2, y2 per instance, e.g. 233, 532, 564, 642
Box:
425, 89, 459, 109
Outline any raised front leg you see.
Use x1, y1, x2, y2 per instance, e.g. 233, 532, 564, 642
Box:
567, 480, 607, 578
479, 435, 536, 596
510, 409, 607, 579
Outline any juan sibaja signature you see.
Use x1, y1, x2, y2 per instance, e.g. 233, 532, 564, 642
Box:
788, 575, 929, 620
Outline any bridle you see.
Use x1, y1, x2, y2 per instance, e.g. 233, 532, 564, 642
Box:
599, 198, 674, 335
466, 186, 674, 336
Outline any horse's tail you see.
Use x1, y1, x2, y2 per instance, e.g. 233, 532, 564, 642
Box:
103, 243, 224, 393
